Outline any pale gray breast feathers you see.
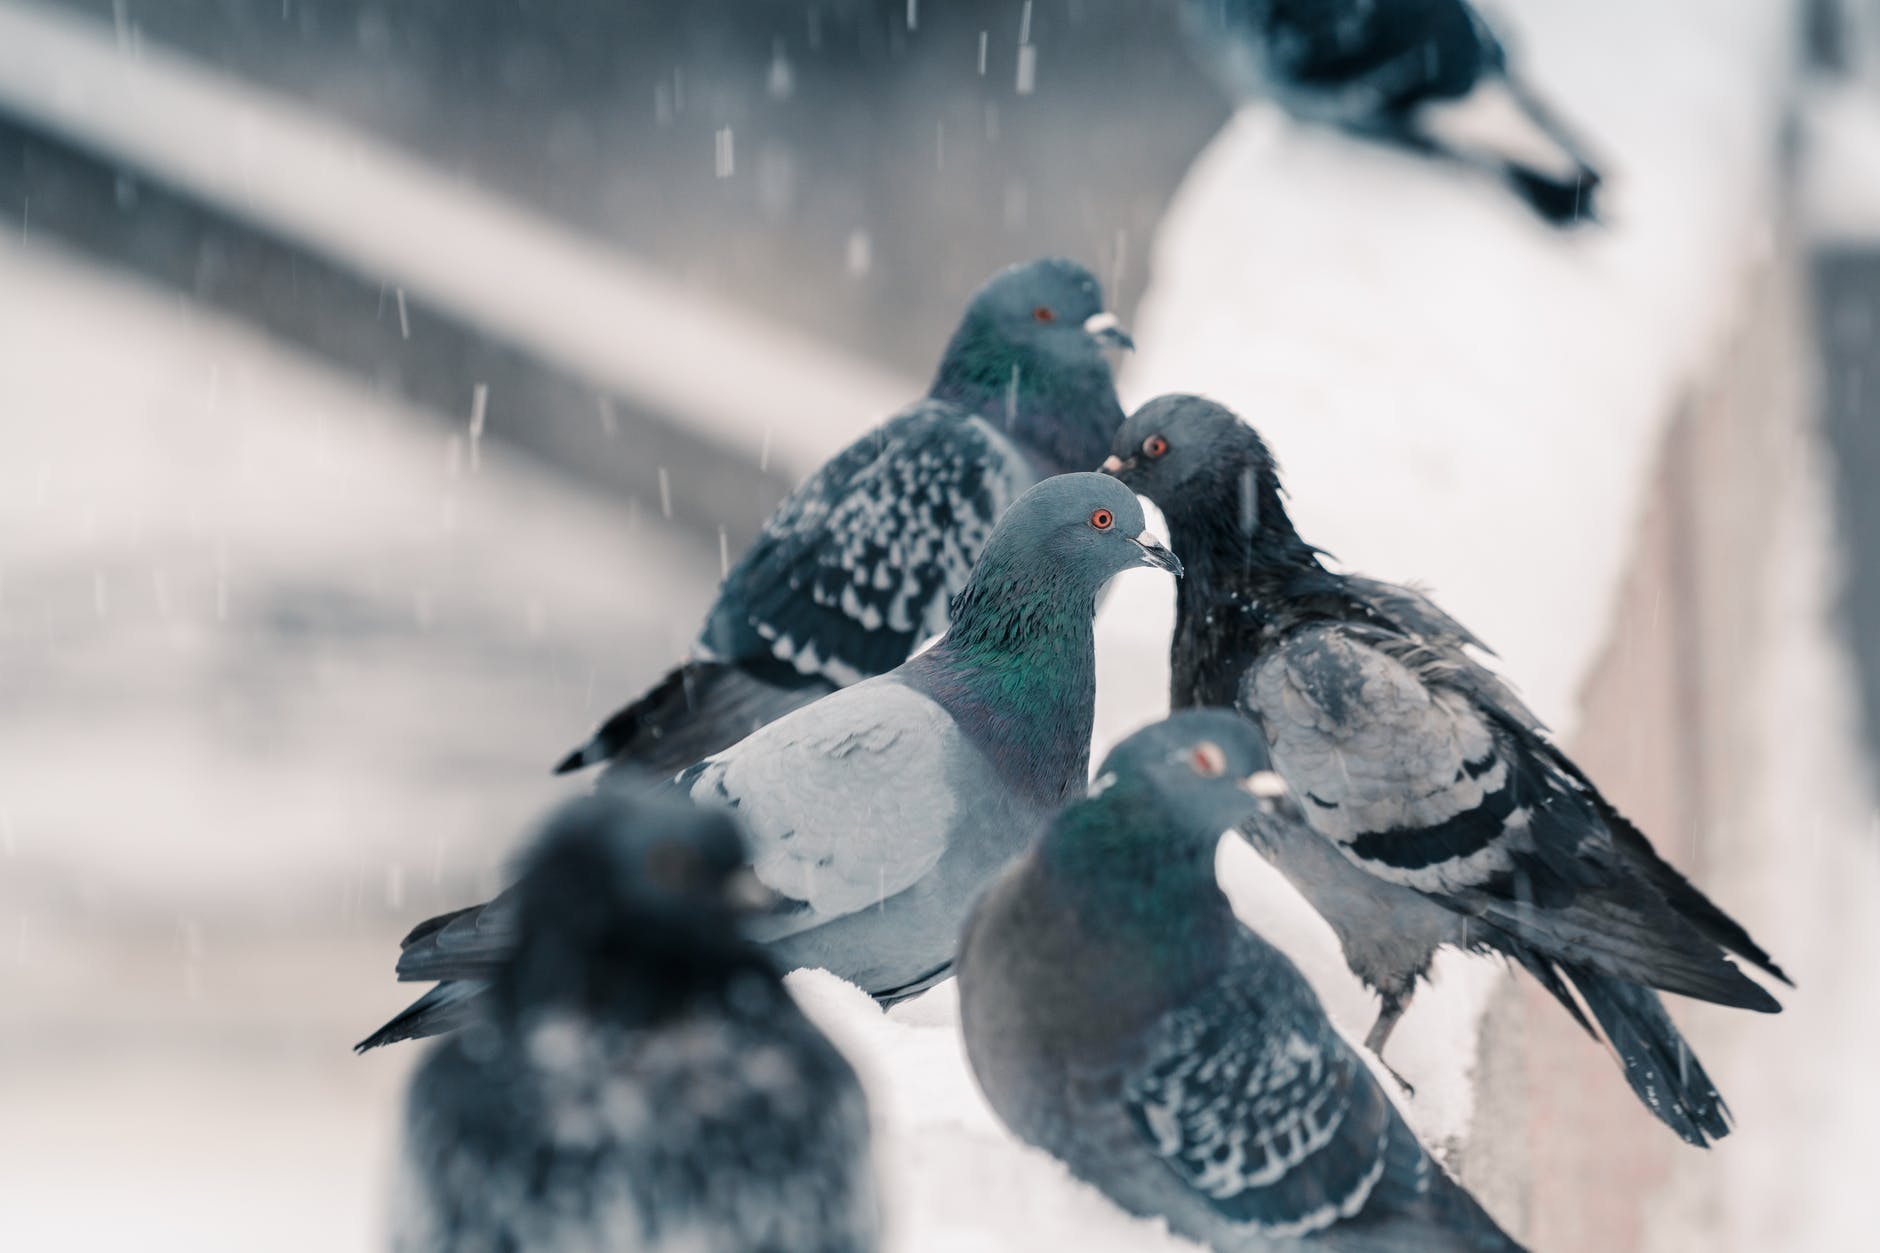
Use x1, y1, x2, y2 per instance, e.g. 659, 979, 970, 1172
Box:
685, 679, 963, 931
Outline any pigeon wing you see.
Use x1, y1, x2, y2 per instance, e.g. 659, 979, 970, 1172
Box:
699, 402, 1029, 687
1343, 573, 1544, 734
1119, 943, 1394, 1238
681, 678, 963, 938
1246, 624, 1776, 1008
392, 893, 521, 983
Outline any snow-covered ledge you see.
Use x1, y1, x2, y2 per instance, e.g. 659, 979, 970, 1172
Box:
789, 4, 1802, 1251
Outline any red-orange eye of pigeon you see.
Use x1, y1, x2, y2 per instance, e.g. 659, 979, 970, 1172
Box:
1192, 742, 1226, 777
1143, 435, 1169, 459
1033, 306, 1056, 323
1090, 508, 1113, 531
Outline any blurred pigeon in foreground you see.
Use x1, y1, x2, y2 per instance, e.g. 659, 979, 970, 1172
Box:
361, 475, 1180, 1049
959, 711, 1524, 1253
1183, 0, 1602, 225
557, 257, 1132, 778
1105, 395, 1789, 1145
392, 790, 879, 1253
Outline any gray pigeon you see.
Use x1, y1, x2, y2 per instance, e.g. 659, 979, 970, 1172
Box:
361, 473, 1180, 1049
1183, 0, 1601, 225
959, 710, 1524, 1253
557, 257, 1132, 778
1104, 394, 1789, 1146
393, 789, 879, 1253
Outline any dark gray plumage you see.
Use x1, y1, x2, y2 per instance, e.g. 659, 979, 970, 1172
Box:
959, 711, 1524, 1253
362, 474, 1181, 1050
393, 789, 878, 1253
556, 257, 1131, 778
1183, 0, 1602, 225
1105, 395, 1789, 1146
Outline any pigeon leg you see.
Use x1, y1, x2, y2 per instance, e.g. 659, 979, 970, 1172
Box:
1364, 992, 1416, 1096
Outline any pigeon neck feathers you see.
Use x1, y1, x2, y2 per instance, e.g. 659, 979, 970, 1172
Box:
901, 554, 1100, 809
929, 313, 1123, 476
1035, 780, 1239, 1002
1158, 449, 1347, 701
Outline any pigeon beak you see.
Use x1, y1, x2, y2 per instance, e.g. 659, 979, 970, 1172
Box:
1101, 454, 1134, 476
1083, 311, 1135, 352
1132, 532, 1182, 577
723, 866, 784, 914
1237, 770, 1288, 800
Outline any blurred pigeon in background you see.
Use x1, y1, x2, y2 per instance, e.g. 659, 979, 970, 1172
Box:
557, 257, 1132, 778
1105, 395, 1789, 1145
1183, 0, 1603, 225
959, 710, 1525, 1253
362, 474, 1180, 1049
393, 789, 879, 1253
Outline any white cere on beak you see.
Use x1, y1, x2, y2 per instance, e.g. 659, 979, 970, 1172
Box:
1083, 311, 1123, 337
1244, 771, 1289, 799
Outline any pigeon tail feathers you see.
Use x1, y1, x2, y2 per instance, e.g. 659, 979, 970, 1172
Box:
356, 981, 484, 1053
1565, 968, 1734, 1147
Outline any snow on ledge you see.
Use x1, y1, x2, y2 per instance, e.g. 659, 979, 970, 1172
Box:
794, 4, 1798, 1249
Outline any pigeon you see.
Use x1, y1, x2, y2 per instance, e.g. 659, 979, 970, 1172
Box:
958, 710, 1525, 1253
1104, 395, 1789, 1145
557, 257, 1132, 778
361, 473, 1181, 1050
392, 789, 879, 1253
1182, 0, 1602, 225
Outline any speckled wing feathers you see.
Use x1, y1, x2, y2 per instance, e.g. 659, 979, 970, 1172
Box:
396, 996, 878, 1253
701, 402, 1028, 687
1120, 954, 1394, 1238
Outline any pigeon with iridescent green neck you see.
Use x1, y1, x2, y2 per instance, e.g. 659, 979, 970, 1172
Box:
959, 710, 1524, 1253
556, 258, 1131, 778
360, 474, 1179, 1049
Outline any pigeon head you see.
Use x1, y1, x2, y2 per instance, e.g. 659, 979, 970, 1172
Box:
930, 258, 1130, 475
908, 474, 1178, 809
495, 789, 771, 1023
948, 473, 1180, 644
1095, 709, 1284, 844
1035, 709, 1284, 948
1103, 394, 1308, 569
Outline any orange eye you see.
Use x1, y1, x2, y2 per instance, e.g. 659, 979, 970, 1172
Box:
1192, 742, 1226, 777
1143, 435, 1169, 458
1033, 306, 1056, 323
1090, 508, 1113, 530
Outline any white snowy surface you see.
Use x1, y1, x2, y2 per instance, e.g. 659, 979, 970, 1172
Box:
1085, 0, 1800, 1157
0, 0, 914, 479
